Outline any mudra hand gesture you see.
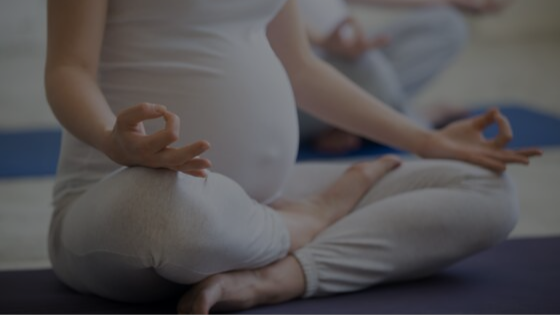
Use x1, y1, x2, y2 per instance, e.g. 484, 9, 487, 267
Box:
103, 103, 212, 178
320, 17, 390, 61
419, 109, 542, 173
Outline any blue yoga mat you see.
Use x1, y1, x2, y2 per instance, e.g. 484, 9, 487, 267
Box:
299, 105, 560, 160
1, 105, 559, 178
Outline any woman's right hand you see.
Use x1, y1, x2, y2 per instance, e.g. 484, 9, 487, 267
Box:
102, 103, 212, 178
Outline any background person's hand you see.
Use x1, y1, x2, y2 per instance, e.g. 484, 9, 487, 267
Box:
418, 109, 542, 173
450, 0, 513, 15
103, 103, 212, 178
321, 17, 390, 61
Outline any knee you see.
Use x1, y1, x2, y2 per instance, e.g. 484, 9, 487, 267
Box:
478, 174, 519, 247
452, 164, 519, 250
418, 5, 469, 57
153, 170, 289, 277
100, 168, 254, 276
421, 161, 519, 247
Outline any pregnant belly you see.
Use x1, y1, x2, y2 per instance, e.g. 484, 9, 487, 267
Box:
179, 75, 299, 203
103, 65, 299, 203
101, 38, 299, 202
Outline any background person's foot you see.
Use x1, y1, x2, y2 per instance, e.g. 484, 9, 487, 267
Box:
313, 128, 363, 154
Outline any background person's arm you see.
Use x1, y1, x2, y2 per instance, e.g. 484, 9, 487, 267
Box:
268, 0, 540, 172
45, 0, 211, 177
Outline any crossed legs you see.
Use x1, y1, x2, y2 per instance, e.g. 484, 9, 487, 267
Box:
178, 159, 518, 313
49, 156, 401, 303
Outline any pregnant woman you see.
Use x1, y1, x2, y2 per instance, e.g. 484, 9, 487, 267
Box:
45, 0, 540, 313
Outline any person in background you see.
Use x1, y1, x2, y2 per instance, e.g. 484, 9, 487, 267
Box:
298, 0, 512, 153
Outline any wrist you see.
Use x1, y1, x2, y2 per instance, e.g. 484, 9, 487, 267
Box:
96, 125, 115, 158
413, 129, 437, 157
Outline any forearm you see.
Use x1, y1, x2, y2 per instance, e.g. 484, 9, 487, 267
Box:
45, 65, 115, 152
292, 57, 432, 154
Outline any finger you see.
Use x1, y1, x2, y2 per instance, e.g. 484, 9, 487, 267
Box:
144, 110, 181, 152
484, 149, 529, 165
117, 103, 166, 130
348, 18, 367, 45
464, 151, 507, 173
337, 18, 367, 59
157, 140, 211, 166
514, 148, 543, 158
472, 108, 498, 130
491, 111, 513, 148
174, 158, 212, 173
331, 17, 353, 38
185, 169, 208, 179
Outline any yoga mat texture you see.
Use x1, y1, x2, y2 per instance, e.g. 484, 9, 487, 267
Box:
1, 237, 559, 314
1, 105, 559, 178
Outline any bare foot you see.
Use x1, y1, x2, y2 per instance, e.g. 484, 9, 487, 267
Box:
177, 256, 304, 314
272, 155, 402, 251
313, 128, 363, 154
177, 156, 402, 314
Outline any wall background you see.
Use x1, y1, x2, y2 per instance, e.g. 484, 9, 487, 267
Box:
0, 0, 559, 270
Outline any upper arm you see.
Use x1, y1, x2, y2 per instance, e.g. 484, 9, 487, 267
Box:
267, 0, 316, 77
46, 0, 108, 76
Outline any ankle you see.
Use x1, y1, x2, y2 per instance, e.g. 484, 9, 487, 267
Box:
254, 257, 305, 304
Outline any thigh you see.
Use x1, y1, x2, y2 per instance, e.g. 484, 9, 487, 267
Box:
293, 160, 518, 297
51, 167, 290, 302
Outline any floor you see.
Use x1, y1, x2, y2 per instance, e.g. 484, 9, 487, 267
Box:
0, 0, 559, 271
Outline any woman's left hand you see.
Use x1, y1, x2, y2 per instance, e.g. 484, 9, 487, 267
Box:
418, 109, 542, 173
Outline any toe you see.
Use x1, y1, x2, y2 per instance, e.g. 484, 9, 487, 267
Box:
378, 155, 402, 170
177, 278, 223, 314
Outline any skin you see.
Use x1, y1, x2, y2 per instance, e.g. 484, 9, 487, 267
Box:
45, 0, 540, 313
312, 0, 514, 60
179, 2, 540, 313
307, 0, 513, 152
45, 0, 399, 258
308, 17, 391, 61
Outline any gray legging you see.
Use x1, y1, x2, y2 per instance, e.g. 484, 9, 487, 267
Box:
299, 5, 469, 139
49, 160, 517, 302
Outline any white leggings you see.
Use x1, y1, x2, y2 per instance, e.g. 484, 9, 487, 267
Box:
48, 160, 518, 302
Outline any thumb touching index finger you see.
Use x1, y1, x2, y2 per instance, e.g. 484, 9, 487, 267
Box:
491, 111, 514, 148
117, 103, 167, 129
472, 108, 498, 130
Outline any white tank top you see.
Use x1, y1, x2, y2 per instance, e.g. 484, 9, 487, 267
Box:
297, 0, 349, 37
54, 0, 298, 205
